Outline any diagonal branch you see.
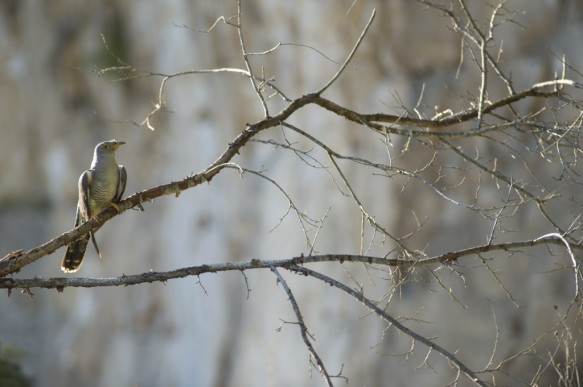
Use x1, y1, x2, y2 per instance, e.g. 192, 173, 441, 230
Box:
237, 0, 269, 116
317, 9, 376, 95
286, 265, 487, 386
270, 267, 334, 386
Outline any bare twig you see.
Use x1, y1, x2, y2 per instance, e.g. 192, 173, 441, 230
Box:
317, 9, 376, 95
286, 265, 487, 386
270, 267, 334, 386
237, 0, 269, 116
328, 153, 415, 256
534, 232, 579, 300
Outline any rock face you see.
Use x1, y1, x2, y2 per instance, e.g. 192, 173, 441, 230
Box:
1, 1, 582, 386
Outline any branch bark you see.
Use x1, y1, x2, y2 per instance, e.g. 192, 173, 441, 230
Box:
2, 237, 579, 289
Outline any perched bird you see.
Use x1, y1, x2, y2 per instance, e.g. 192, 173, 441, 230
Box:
61, 140, 127, 273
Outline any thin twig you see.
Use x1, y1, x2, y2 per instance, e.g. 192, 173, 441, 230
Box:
237, 0, 269, 116
287, 265, 487, 386
534, 232, 579, 300
270, 267, 334, 386
317, 9, 376, 95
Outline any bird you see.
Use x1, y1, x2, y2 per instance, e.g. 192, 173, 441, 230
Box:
61, 140, 127, 273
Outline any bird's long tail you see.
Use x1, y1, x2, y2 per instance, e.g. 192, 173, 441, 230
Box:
61, 235, 90, 273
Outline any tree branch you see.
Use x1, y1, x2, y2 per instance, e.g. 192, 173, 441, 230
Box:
271, 267, 334, 386
2, 237, 580, 289
286, 265, 487, 386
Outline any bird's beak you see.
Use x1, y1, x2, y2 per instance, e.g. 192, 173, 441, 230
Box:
113, 141, 126, 149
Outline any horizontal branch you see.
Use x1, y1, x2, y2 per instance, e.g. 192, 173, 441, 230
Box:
2, 237, 579, 290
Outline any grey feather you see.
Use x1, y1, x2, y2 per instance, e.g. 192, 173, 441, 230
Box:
61, 140, 127, 273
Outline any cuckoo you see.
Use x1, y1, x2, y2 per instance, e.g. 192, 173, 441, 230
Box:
61, 140, 127, 273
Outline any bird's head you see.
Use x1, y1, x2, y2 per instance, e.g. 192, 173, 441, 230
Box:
95, 140, 126, 153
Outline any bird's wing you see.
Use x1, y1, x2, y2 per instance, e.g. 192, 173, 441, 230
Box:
78, 170, 92, 220
72, 205, 83, 228
63, 170, 93, 273
114, 165, 127, 203
78, 169, 103, 256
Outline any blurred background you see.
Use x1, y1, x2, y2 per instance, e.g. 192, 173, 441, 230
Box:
1, 1, 582, 386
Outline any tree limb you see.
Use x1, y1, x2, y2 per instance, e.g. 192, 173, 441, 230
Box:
2, 237, 580, 289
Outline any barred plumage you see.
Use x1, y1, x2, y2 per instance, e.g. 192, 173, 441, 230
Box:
61, 140, 127, 273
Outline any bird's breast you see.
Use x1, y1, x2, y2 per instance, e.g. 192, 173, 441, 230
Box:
88, 169, 119, 215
